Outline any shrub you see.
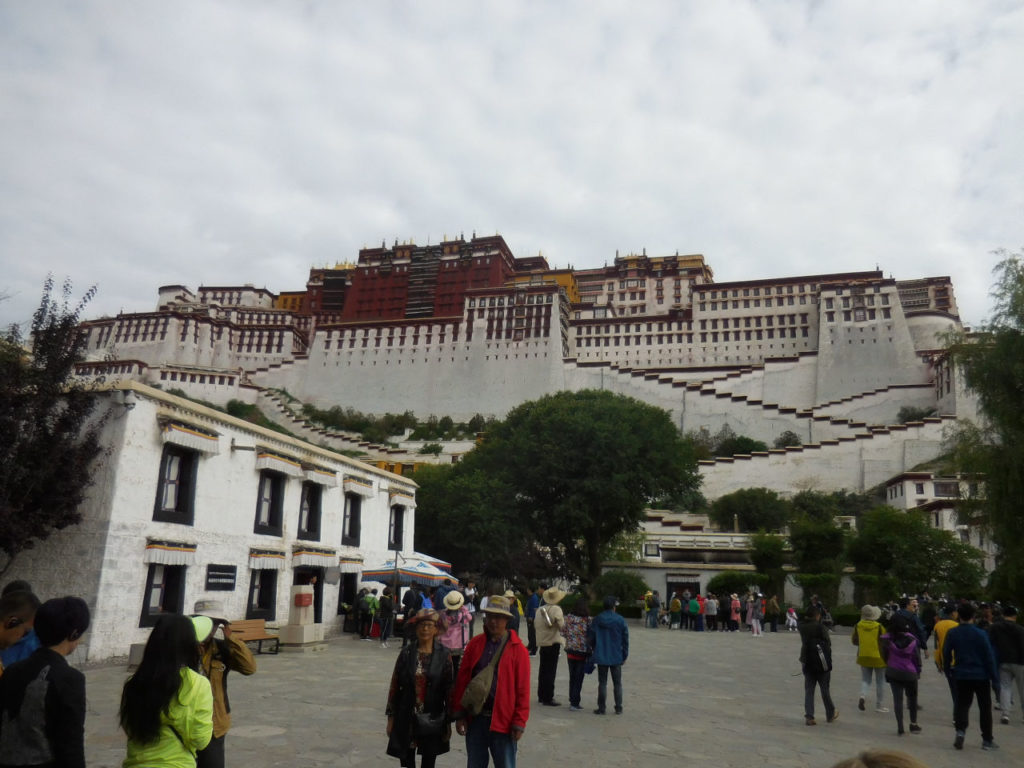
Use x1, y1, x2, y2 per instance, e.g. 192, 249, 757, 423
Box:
830, 604, 861, 628
592, 569, 649, 606
706, 571, 761, 598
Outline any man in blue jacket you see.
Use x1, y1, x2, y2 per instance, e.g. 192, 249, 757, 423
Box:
942, 602, 1000, 751
586, 596, 629, 715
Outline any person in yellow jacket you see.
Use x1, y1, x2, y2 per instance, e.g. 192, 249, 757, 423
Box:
852, 604, 888, 713
121, 614, 213, 768
193, 601, 257, 768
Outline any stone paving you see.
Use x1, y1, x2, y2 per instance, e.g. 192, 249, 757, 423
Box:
81, 622, 1023, 767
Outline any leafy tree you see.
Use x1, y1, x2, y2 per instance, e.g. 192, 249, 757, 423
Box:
418, 442, 443, 455
943, 250, 1024, 602
788, 518, 846, 574
896, 405, 937, 424
846, 507, 984, 597
749, 532, 787, 596
0, 278, 102, 577
709, 488, 789, 533
773, 430, 802, 449
652, 485, 708, 514
706, 570, 761, 598
591, 568, 649, 604
412, 464, 545, 583
709, 424, 768, 456
417, 390, 700, 586
790, 490, 840, 525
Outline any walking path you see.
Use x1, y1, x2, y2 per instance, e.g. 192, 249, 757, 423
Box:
82, 623, 1023, 767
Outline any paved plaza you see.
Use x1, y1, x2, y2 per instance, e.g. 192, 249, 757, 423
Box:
81, 622, 1023, 767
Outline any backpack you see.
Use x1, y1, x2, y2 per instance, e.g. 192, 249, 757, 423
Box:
359, 594, 373, 613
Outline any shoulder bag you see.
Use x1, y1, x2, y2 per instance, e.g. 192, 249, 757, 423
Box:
459, 634, 508, 716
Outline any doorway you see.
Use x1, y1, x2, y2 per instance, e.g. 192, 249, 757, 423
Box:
293, 566, 324, 624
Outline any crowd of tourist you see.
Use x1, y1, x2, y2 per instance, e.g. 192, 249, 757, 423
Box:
2, 574, 1021, 768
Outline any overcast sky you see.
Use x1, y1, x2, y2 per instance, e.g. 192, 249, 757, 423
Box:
2, 1, 1022, 330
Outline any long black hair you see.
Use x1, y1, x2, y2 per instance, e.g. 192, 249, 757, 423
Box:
119, 614, 201, 744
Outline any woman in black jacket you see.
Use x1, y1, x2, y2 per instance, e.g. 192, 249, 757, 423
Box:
385, 608, 454, 768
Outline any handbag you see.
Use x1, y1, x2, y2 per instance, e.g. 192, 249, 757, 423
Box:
459, 635, 508, 716
413, 711, 446, 738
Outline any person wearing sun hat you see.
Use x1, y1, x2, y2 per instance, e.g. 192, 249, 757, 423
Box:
440, 590, 473, 679
536, 586, 567, 706
192, 599, 257, 768
852, 604, 887, 714
453, 595, 531, 766
504, 589, 524, 635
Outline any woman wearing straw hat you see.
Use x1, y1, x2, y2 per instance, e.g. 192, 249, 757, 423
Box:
386, 608, 454, 768
440, 591, 472, 679
536, 586, 566, 706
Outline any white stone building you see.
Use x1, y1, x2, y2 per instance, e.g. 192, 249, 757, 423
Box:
4, 382, 418, 663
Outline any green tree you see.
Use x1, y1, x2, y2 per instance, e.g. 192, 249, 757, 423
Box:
749, 532, 787, 597
944, 250, 1024, 602
709, 488, 789, 533
710, 424, 768, 456
773, 430, 802, 449
896, 405, 937, 423
0, 278, 102, 576
591, 568, 649, 605
846, 507, 984, 597
706, 570, 760, 598
418, 390, 701, 586
788, 518, 846, 574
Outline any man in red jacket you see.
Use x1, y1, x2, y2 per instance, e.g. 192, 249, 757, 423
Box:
453, 595, 530, 767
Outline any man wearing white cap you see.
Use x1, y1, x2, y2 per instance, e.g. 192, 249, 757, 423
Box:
193, 600, 258, 768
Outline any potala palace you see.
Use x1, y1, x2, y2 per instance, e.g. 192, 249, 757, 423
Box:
75, 233, 975, 500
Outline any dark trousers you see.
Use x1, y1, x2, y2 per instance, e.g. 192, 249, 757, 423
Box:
379, 615, 393, 643
401, 748, 436, 768
197, 734, 225, 768
359, 611, 373, 638
526, 619, 537, 654
954, 678, 994, 741
706, 615, 717, 631
889, 679, 918, 732
567, 657, 586, 707
803, 670, 835, 720
538, 644, 560, 702
597, 664, 623, 713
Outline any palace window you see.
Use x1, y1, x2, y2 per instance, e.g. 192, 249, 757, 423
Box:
140, 564, 186, 627
342, 493, 361, 546
298, 482, 322, 541
247, 569, 278, 621
154, 446, 199, 525
254, 471, 286, 536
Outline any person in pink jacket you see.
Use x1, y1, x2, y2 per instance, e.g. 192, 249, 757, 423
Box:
439, 590, 472, 679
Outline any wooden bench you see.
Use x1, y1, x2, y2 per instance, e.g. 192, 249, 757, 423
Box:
229, 619, 280, 654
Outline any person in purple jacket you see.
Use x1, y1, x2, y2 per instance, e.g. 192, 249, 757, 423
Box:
880, 614, 922, 736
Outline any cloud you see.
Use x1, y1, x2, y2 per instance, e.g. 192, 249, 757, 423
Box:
1, 0, 1021, 329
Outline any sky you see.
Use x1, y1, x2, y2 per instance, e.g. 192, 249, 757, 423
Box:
1, 1, 1022, 330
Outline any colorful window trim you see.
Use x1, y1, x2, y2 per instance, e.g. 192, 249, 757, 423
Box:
144, 539, 197, 565
161, 421, 221, 455
248, 548, 287, 571
256, 451, 304, 478
293, 546, 337, 568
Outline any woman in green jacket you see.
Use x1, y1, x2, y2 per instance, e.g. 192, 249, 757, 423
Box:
121, 614, 214, 768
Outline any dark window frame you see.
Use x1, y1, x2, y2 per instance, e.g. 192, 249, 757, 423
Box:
139, 563, 187, 627
388, 505, 405, 550
297, 481, 322, 541
254, 470, 286, 536
153, 445, 199, 525
246, 569, 278, 621
342, 493, 362, 546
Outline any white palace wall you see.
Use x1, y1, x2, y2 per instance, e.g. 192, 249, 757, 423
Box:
262, 314, 568, 421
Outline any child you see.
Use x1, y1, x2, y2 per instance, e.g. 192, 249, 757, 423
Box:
782, 606, 798, 630
0, 591, 40, 676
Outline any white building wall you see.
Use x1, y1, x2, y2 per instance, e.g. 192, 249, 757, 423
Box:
3, 384, 417, 662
